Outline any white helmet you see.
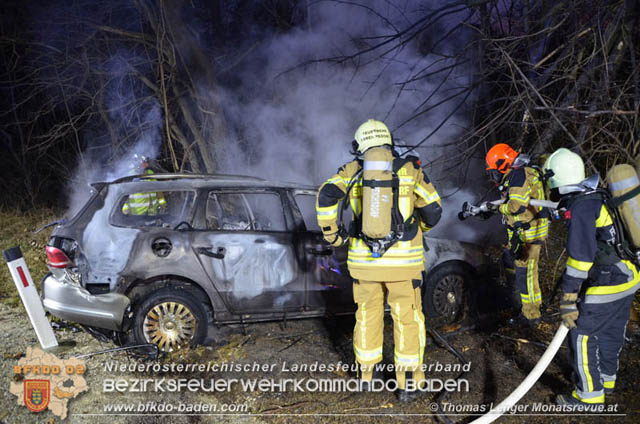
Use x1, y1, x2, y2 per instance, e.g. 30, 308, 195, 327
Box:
543, 148, 585, 189
354, 119, 392, 154
130, 153, 149, 172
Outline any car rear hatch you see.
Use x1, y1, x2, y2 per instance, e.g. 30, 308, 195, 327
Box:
41, 184, 131, 331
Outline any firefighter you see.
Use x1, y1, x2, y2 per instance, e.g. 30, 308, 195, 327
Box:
316, 119, 442, 401
544, 148, 640, 406
122, 154, 167, 216
485, 143, 549, 326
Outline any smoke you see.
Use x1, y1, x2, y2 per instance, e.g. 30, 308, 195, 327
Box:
215, 1, 498, 243
67, 52, 163, 216
220, 2, 466, 180
67, 104, 162, 215
56, 0, 499, 243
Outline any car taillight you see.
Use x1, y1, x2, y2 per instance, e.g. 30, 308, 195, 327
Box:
46, 246, 73, 268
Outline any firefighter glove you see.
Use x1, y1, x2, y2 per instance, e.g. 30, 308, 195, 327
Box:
560, 292, 579, 329
480, 211, 493, 220
508, 230, 523, 257
486, 201, 500, 212
326, 227, 348, 247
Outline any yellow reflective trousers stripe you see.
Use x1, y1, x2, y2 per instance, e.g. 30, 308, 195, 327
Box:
582, 335, 594, 392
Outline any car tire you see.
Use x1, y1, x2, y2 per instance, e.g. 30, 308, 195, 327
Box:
131, 288, 209, 352
422, 262, 471, 323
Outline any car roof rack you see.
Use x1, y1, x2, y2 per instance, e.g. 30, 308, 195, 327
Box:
106, 173, 266, 185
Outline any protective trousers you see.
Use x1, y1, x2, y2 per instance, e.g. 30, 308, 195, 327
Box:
570, 293, 634, 403
506, 242, 542, 319
569, 260, 640, 403
353, 279, 426, 389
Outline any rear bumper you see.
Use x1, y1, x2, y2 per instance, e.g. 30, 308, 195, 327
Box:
42, 274, 130, 331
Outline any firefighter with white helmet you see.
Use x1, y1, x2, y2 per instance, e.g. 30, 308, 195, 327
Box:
316, 119, 442, 401
544, 148, 640, 406
485, 143, 550, 326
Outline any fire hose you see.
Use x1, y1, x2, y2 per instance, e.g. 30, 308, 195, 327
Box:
458, 198, 559, 221
430, 328, 471, 424
469, 324, 570, 424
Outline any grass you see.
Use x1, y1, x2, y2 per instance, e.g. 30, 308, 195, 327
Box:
0, 208, 62, 308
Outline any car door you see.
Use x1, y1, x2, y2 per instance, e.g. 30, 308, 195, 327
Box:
292, 190, 355, 313
191, 189, 305, 314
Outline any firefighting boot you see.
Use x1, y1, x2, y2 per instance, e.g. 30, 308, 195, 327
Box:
359, 367, 385, 392
395, 371, 424, 403
359, 368, 375, 392
556, 392, 604, 409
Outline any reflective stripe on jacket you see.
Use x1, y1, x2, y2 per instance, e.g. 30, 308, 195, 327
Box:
561, 195, 640, 300
500, 166, 549, 242
121, 169, 167, 215
316, 157, 441, 281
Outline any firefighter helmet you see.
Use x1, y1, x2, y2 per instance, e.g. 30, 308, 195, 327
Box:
354, 119, 392, 154
543, 148, 585, 189
485, 143, 519, 173
130, 154, 149, 172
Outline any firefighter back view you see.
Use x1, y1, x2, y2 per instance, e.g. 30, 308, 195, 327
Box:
316, 119, 442, 401
485, 144, 549, 326
544, 148, 640, 406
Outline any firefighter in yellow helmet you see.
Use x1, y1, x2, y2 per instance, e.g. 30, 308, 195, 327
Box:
316, 119, 442, 401
122, 154, 167, 216
485, 143, 549, 326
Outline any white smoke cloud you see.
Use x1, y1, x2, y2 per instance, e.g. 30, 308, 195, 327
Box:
67, 101, 162, 216
216, 0, 499, 243
63, 0, 502, 243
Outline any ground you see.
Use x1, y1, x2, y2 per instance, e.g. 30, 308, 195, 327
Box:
1, 210, 639, 424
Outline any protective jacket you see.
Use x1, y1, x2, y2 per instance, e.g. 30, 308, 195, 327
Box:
560, 194, 640, 301
560, 192, 640, 403
499, 166, 549, 243
122, 169, 167, 216
499, 165, 549, 318
316, 155, 442, 281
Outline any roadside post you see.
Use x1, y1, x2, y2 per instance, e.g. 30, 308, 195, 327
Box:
3, 246, 58, 349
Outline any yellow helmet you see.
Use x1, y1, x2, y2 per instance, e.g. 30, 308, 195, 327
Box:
354, 119, 392, 154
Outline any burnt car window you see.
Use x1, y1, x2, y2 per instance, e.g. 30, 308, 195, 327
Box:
294, 194, 321, 232
112, 190, 195, 228
206, 192, 286, 231
206, 193, 249, 230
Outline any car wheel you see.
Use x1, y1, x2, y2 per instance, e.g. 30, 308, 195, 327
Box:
132, 289, 208, 352
422, 262, 471, 323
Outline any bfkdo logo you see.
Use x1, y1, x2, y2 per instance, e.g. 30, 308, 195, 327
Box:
10, 347, 88, 419
24, 379, 50, 412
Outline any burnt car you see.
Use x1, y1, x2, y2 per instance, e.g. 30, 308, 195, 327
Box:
41, 174, 487, 352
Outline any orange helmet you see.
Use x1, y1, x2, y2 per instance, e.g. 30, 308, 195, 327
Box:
485, 143, 518, 173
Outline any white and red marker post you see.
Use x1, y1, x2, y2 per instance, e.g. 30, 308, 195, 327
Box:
3, 246, 58, 349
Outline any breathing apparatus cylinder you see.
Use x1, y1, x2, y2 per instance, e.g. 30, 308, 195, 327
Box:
606, 164, 640, 249
361, 146, 394, 241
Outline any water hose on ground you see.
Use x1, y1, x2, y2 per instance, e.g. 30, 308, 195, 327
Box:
429, 328, 471, 424
469, 324, 570, 424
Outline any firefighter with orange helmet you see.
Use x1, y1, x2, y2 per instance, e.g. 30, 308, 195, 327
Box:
486, 143, 549, 326
316, 119, 442, 401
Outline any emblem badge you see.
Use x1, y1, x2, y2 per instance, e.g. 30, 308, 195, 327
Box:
24, 379, 50, 412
